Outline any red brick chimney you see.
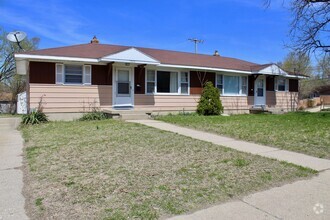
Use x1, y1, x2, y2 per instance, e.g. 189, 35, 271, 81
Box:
90, 36, 99, 44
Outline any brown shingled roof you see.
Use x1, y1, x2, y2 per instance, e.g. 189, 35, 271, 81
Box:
19, 43, 259, 72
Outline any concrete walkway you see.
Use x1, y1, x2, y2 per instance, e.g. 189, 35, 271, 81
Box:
0, 118, 28, 220
128, 120, 330, 171
168, 170, 330, 220
305, 106, 323, 113
127, 119, 330, 219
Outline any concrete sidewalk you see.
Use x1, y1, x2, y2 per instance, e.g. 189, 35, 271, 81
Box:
128, 119, 330, 219
0, 118, 28, 220
168, 170, 330, 220
128, 120, 330, 171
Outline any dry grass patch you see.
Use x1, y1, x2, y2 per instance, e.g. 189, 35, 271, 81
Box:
22, 120, 316, 219
158, 112, 330, 159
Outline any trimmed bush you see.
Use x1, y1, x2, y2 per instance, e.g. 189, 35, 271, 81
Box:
307, 99, 315, 108
79, 111, 109, 121
21, 111, 48, 125
197, 81, 223, 115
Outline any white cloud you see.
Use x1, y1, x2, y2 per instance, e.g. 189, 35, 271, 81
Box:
0, 0, 91, 45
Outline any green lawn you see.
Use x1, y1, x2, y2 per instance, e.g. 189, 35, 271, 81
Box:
21, 120, 315, 219
158, 112, 330, 159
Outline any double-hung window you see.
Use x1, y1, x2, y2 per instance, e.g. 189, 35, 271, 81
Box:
146, 70, 156, 93
241, 76, 248, 95
276, 77, 286, 91
216, 74, 223, 92
65, 65, 83, 84
180, 72, 189, 94
56, 64, 91, 85
216, 73, 248, 95
146, 70, 189, 95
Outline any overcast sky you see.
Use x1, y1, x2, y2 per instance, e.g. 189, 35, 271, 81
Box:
1, 0, 292, 64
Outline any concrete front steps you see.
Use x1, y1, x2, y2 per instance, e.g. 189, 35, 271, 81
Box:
249, 106, 292, 114
103, 109, 151, 120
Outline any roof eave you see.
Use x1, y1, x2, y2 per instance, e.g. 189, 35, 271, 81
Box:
14, 54, 99, 63
158, 63, 252, 74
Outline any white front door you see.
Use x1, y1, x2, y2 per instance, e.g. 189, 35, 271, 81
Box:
113, 68, 134, 108
254, 76, 266, 106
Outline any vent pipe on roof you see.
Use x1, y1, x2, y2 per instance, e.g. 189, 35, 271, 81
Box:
213, 50, 220, 56
90, 36, 99, 44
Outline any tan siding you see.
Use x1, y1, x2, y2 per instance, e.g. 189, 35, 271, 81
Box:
30, 84, 298, 113
135, 95, 199, 111
274, 91, 298, 110
135, 94, 250, 112
221, 96, 250, 110
266, 91, 298, 110
30, 84, 112, 113
266, 91, 276, 106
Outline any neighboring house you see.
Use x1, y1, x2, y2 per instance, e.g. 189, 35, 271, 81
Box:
14, 37, 303, 115
0, 92, 13, 113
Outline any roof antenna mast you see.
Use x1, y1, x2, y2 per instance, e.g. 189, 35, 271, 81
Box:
188, 38, 204, 54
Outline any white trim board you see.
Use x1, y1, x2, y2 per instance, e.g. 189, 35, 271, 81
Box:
101, 48, 160, 65
15, 54, 99, 63
254, 64, 288, 76
15, 53, 306, 78
157, 64, 252, 74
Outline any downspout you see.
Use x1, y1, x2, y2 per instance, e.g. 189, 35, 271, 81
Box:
26, 60, 30, 113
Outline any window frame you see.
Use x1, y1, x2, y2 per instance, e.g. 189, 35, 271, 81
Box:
146, 69, 156, 94
145, 68, 190, 95
275, 77, 288, 92
216, 73, 248, 96
180, 71, 189, 94
64, 64, 84, 85
56, 63, 92, 86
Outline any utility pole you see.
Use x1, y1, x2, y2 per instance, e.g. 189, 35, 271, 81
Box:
188, 38, 203, 54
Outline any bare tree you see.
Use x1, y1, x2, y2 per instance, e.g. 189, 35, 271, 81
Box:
281, 51, 313, 76
265, 0, 330, 55
196, 71, 207, 87
316, 54, 330, 78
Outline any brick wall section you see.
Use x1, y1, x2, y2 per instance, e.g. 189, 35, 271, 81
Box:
190, 71, 216, 94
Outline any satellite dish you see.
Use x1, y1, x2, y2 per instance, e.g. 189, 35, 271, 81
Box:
7, 31, 27, 50
7, 31, 27, 42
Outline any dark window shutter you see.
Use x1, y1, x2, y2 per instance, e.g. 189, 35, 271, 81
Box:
289, 79, 299, 92
248, 75, 255, 96
30, 61, 56, 84
266, 76, 275, 91
134, 67, 145, 94
91, 65, 111, 85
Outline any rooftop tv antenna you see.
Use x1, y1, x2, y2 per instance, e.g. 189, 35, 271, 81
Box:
6, 31, 27, 50
188, 38, 204, 54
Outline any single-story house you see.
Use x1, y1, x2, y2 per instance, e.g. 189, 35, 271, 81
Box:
14, 37, 304, 116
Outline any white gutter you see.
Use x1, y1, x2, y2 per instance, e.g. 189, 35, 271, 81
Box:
158, 64, 252, 74
14, 54, 306, 78
285, 75, 307, 79
14, 54, 99, 63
